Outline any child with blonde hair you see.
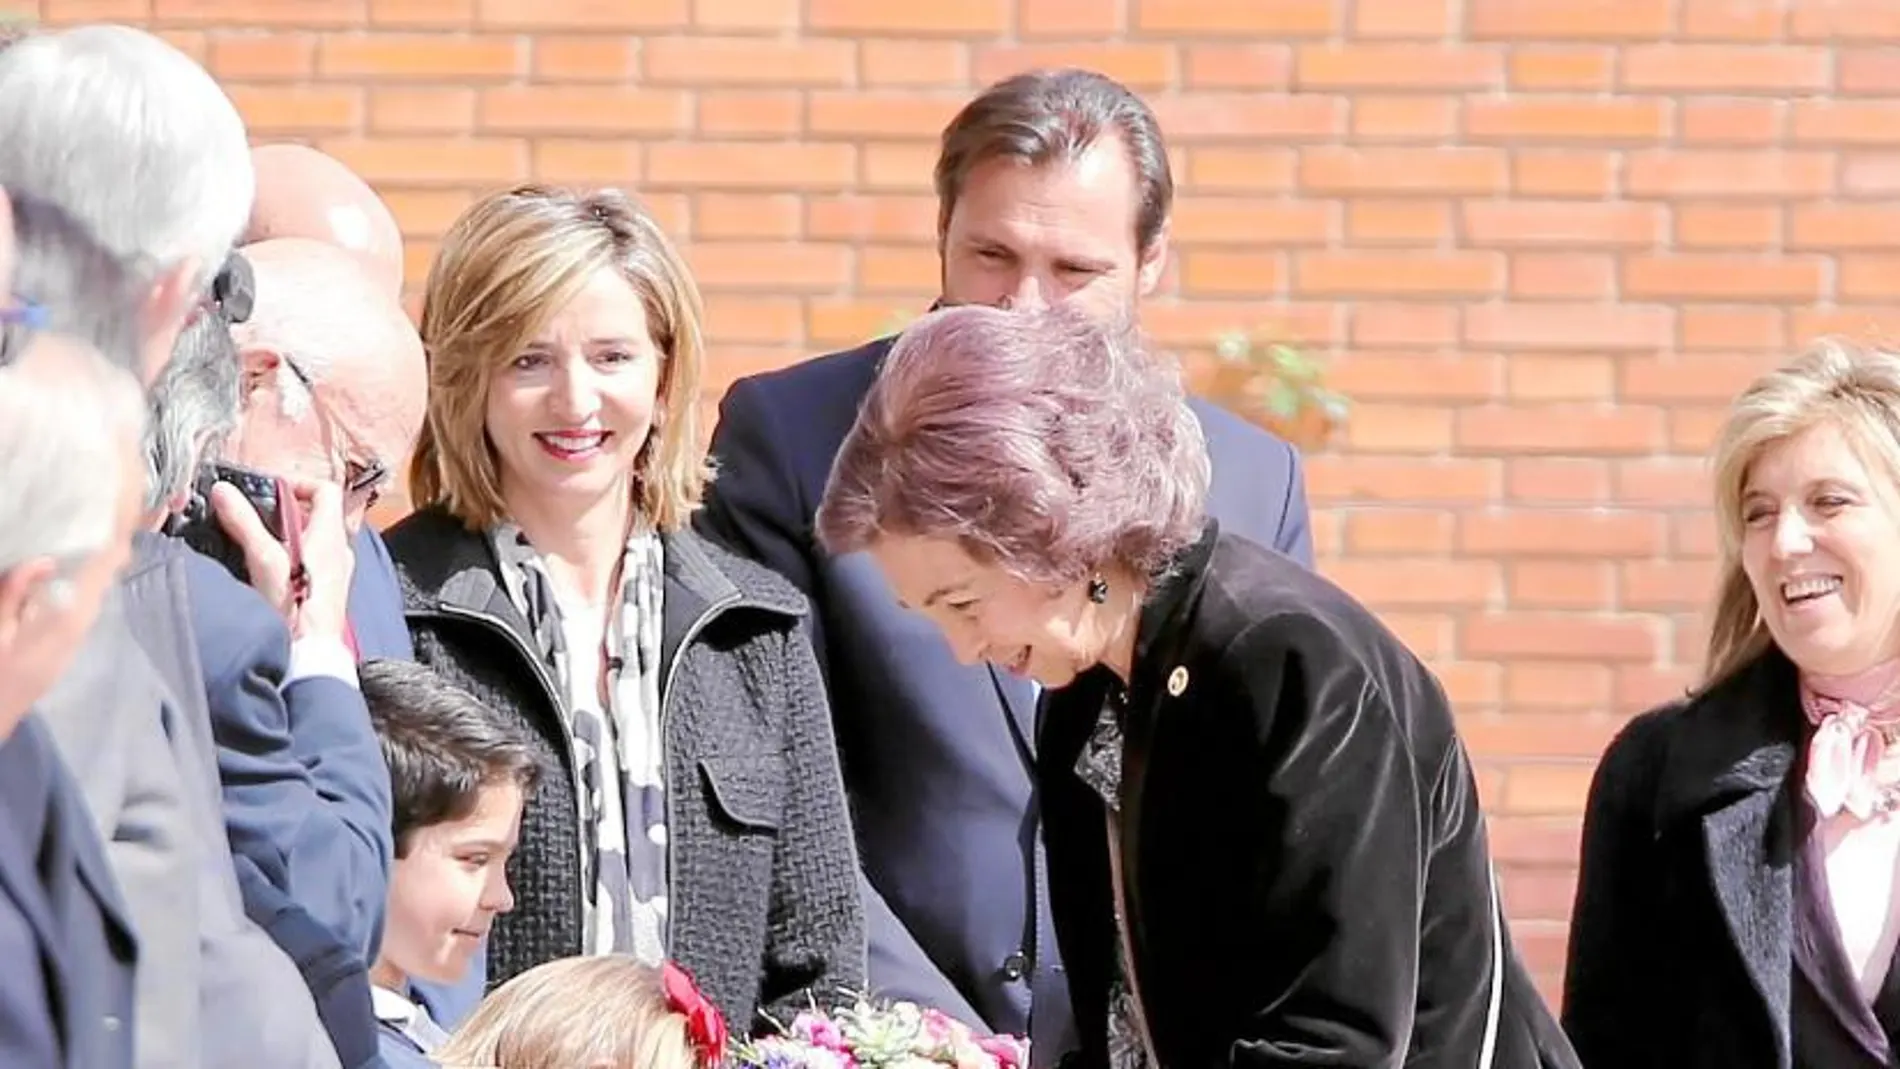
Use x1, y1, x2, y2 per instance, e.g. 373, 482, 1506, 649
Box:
432, 956, 726, 1069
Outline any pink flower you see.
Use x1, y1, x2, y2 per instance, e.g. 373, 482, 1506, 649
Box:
976, 1035, 1030, 1069
792, 1012, 848, 1052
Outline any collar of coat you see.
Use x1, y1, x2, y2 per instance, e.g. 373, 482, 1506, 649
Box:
1653, 650, 1805, 828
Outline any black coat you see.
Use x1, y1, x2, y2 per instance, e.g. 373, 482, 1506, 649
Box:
384, 506, 865, 1032
1562, 651, 1809, 1069
1040, 523, 1576, 1069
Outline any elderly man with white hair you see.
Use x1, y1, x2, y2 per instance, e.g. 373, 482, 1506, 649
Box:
0, 326, 147, 1069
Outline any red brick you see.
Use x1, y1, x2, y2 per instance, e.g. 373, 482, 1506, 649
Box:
1681, 307, 1787, 350
1146, 95, 1342, 142
1625, 151, 1835, 198
1504, 661, 1615, 710
1620, 352, 1782, 403
806, 195, 937, 241
228, 86, 363, 135
155, 0, 366, 25
698, 91, 803, 137
209, 32, 317, 79
689, 240, 853, 291
1511, 253, 1615, 301
1463, 612, 1660, 662
1506, 352, 1615, 399
1302, 457, 1499, 505
1509, 48, 1615, 91
645, 37, 854, 87
1794, 205, 1900, 249
1019, 0, 1122, 36
1669, 408, 1731, 454
40, 0, 154, 20
382, 189, 475, 237
860, 142, 941, 191
1512, 151, 1617, 197
1181, 45, 1293, 90
807, 93, 966, 139
368, 0, 473, 27
475, 0, 687, 29
975, 44, 1174, 91
1186, 148, 1297, 193
701, 295, 803, 345
691, 0, 797, 31
693, 193, 801, 240
532, 36, 637, 82
370, 87, 476, 134
1135, 0, 1336, 36
808, 0, 1008, 34
1296, 251, 1503, 297
1346, 199, 1451, 245
1791, 307, 1898, 342
1840, 257, 1900, 301
1462, 510, 1665, 557
1300, 147, 1508, 195
1352, 0, 1454, 38
646, 143, 856, 190
1341, 510, 1455, 553
1844, 156, 1900, 197
319, 33, 522, 78
1615, 458, 1710, 507
1681, 0, 1785, 40
481, 87, 691, 135
1505, 458, 1610, 504
1341, 404, 1455, 453
1469, 0, 1673, 40
1295, 45, 1503, 90
1680, 100, 1784, 146
806, 302, 917, 348
1179, 251, 1285, 296
322, 136, 527, 185
529, 140, 642, 186
1674, 204, 1781, 250
860, 41, 967, 88
1349, 304, 1461, 348
1331, 560, 1501, 608
1791, 2, 1900, 40
1465, 98, 1669, 143
1486, 813, 1598, 861
1622, 561, 1711, 612
1620, 665, 1701, 711
1331, 353, 1500, 401
1350, 97, 1458, 143
1621, 46, 1831, 92
1466, 304, 1672, 352
1463, 200, 1663, 248
1625, 255, 1826, 301
1171, 200, 1335, 246
1458, 405, 1666, 455
1794, 101, 1900, 146
1840, 50, 1900, 95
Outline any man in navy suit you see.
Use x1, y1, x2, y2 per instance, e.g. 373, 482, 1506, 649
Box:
0, 329, 150, 1069
700, 69, 1313, 1065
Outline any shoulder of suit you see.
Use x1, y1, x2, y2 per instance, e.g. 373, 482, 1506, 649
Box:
724, 335, 893, 409
1186, 395, 1297, 460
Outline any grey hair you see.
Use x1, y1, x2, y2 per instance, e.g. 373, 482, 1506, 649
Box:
818, 303, 1211, 585
935, 68, 1174, 253
0, 334, 147, 574
0, 190, 143, 375
144, 309, 241, 510
0, 24, 254, 283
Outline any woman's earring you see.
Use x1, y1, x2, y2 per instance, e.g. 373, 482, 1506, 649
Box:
1087, 576, 1109, 604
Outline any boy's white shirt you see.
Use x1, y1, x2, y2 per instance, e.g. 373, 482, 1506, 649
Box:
371, 983, 452, 1053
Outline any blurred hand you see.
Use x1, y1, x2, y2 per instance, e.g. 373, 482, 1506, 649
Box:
212, 477, 355, 641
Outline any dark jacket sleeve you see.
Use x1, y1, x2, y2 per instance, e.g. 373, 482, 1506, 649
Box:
184, 552, 394, 960
1221, 628, 1450, 1068
1562, 709, 1670, 1069
758, 620, 867, 1022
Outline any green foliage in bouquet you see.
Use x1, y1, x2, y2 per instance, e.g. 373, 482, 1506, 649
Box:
1204, 328, 1350, 450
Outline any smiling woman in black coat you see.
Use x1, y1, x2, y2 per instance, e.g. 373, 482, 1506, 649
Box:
814, 303, 1579, 1069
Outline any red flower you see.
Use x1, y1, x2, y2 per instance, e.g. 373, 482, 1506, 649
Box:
662, 960, 729, 1064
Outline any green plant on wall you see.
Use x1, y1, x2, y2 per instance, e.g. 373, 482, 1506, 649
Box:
1204, 329, 1350, 451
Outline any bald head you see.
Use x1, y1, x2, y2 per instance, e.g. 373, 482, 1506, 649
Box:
226, 237, 425, 530
245, 144, 405, 299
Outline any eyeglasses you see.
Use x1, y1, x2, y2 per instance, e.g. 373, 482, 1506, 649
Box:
282, 354, 391, 508
0, 295, 47, 329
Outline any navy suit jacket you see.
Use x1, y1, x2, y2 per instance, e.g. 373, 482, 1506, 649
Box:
0, 717, 138, 1069
349, 526, 414, 662
699, 335, 1311, 1063
181, 550, 394, 960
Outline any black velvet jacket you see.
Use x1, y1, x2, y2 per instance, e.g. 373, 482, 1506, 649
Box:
1040, 522, 1578, 1069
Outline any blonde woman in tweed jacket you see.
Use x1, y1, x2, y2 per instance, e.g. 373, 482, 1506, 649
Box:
384, 184, 865, 1031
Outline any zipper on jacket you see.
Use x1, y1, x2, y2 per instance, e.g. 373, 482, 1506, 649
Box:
656, 592, 739, 951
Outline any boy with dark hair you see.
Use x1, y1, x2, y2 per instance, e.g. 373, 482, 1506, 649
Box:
359, 658, 540, 1068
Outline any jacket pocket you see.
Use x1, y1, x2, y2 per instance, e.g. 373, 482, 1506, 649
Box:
699, 755, 786, 834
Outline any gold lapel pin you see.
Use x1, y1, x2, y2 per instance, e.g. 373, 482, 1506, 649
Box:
1167, 666, 1189, 697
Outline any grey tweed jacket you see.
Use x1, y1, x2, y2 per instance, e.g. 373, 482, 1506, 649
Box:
385, 505, 866, 1030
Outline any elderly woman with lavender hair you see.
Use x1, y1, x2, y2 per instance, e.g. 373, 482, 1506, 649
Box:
815, 304, 1579, 1069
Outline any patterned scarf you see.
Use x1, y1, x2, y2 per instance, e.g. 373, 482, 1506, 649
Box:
1802, 659, 1900, 822
490, 522, 669, 964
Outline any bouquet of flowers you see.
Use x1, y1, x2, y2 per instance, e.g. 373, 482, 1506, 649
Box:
729, 995, 1031, 1069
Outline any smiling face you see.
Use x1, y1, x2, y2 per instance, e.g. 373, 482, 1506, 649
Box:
485, 265, 661, 523
1740, 422, 1900, 677
381, 780, 523, 987
867, 533, 1128, 689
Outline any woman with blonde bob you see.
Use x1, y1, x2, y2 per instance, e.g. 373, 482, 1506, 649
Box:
386, 185, 863, 1030
816, 303, 1576, 1069
1565, 340, 1900, 1067
432, 956, 719, 1069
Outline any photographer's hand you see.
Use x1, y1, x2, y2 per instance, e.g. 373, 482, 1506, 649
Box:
212, 477, 355, 641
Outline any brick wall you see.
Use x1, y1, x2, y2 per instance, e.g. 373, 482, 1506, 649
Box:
31, 0, 1900, 996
